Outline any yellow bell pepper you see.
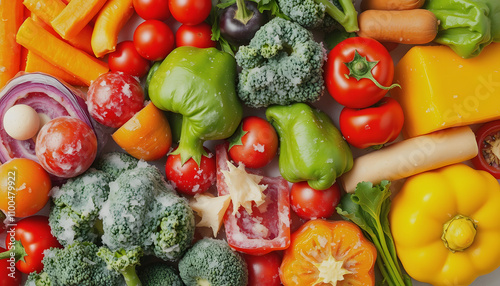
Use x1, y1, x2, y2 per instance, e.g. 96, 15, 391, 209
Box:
390, 164, 500, 286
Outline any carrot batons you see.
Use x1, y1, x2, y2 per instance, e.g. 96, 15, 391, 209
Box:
112, 102, 172, 161
92, 0, 134, 58
0, 0, 24, 88
16, 18, 108, 86
23, 0, 94, 55
51, 0, 107, 39
25, 51, 86, 86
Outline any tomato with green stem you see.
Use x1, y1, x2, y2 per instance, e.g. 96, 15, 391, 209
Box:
339, 97, 404, 149
325, 37, 399, 109
471, 120, 500, 179
0, 216, 62, 274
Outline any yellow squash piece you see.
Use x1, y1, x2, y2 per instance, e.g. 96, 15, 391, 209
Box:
392, 43, 500, 138
390, 164, 500, 286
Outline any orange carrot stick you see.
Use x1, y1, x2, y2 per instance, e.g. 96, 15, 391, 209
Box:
112, 102, 172, 161
0, 0, 24, 88
92, 0, 134, 58
50, 0, 107, 39
24, 51, 86, 86
16, 18, 109, 86
23, 0, 94, 55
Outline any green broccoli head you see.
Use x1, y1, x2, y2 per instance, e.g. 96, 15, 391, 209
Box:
41, 241, 121, 286
277, 0, 338, 30
97, 246, 143, 286
100, 163, 195, 261
138, 263, 184, 286
93, 152, 140, 181
178, 238, 248, 286
25, 272, 51, 286
49, 169, 112, 246
235, 17, 326, 108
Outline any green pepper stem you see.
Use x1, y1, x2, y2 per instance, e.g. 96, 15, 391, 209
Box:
313, 0, 359, 32
234, 0, 254, 25
0, 240, 27, 263
170, 117, 207, 166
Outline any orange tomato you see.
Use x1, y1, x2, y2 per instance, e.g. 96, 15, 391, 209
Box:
0, 158, 51, 217
280, 219, 377, 286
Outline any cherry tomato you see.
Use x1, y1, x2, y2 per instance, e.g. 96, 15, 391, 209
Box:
87, 71, 145, 128
133, 0, 171, 20
0, 158, 51, 218
471, 120, 500, 179
228, 116, 278, 169
339, 97, 404, 149
108, 41, 150, 77
4, 216, 62, 274
165, 148, 216, 195
168, 0, 211, 25
0, 247, 21, 286
176, 22, 216, 48
243, 252, 282, 286
134, 20, 175, 61
325, 37, 397, 109
290, 181, 341, 220
35, 117, 97, 178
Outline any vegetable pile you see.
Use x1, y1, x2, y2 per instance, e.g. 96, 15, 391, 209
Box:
1, 0, 500, 286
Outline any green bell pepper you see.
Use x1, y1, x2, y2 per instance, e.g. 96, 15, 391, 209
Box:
425, 0, 500, 58
148, 46, 243, 165
266, 103, 353, 190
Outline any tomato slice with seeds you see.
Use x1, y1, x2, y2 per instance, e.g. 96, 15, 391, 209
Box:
471, 120, 500, 178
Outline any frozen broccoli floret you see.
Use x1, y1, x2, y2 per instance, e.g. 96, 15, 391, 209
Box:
178, 238, 248, 286
100, 163, 195, 261
138, 263, 184, 286
277, 0, 358, 32
32, 241, 121, 286
93, 152, 140, 180
49, 169, 112, 246
97, 246, 143, 286
235, 17, 326, 108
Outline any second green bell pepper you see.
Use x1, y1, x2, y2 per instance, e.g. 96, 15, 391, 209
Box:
148, 46, 243, 165
266, 103, 353, 190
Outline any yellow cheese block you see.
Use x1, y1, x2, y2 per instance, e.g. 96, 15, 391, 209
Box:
392, 43, 500, 138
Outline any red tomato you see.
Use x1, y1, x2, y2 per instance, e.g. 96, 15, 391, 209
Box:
133, 20, 175, 61
217, 143, 290, 255
0, 158, 51, 218
290, 181, 341, 220
471, 120, 500, 179
339, 97, 404, 149
108, 41, 150, 77
244, 252, 282, 286
0, 247, 21, 286
165, 147, 216, 195
176, 22, 216, 48
168, 0, 212, 25
228, 116, 278, 169
87, 71, 145, 128
133, 0, 171, 20
325, 37, 397, 109
4, 216, 62, 274
36, 117, 97, 178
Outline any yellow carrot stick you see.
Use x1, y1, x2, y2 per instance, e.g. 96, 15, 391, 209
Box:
23, 0, 94, 55
24, 51, 86, 86
50, 0, 107, 39
16, 18, 109, 86
0, 0, 24, 88
92, 0, 134, 58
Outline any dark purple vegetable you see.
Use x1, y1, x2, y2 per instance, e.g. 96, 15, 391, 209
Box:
219, 0, 267, 46
0, 72, 99, 164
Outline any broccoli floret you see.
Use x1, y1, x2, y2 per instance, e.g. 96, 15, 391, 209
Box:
235, 17, 326, 108
25, 272, 51, 286
36, 241, 121, 286
100, 163, 195, 261
138, 263, 184, 286
97, 246, 143, 286
93, 151, 140, 181
277, 0, 358, 32
49, 169, 112, 246
178, 238, 248, 286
